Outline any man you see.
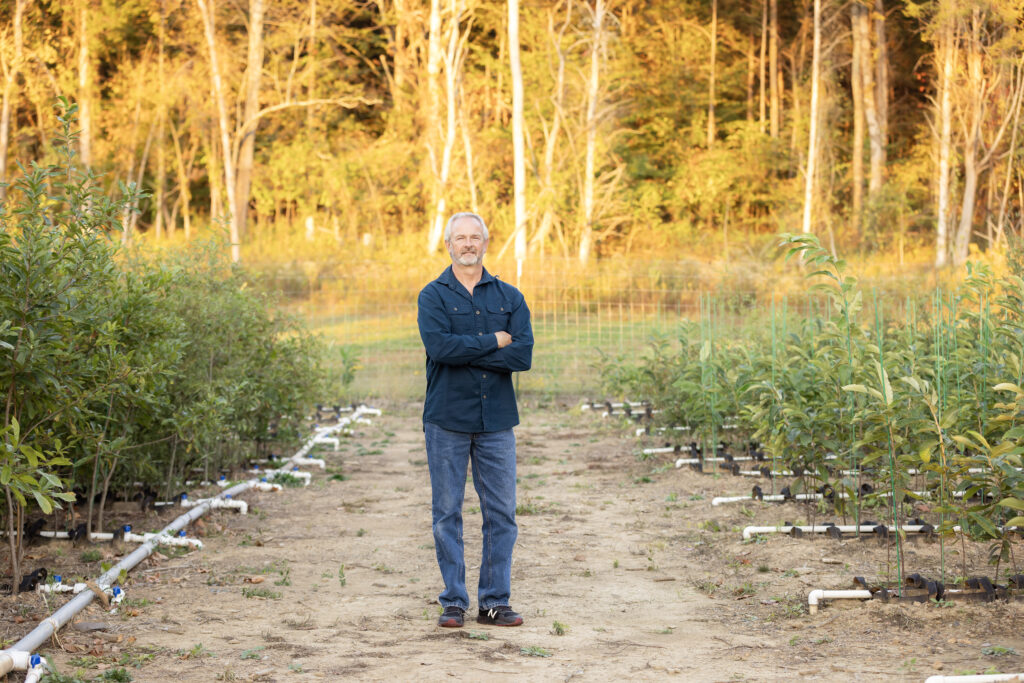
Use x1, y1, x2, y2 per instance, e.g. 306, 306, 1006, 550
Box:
417, 212, 533, 628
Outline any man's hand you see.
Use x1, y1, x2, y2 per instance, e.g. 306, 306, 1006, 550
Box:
495, 331, 512, 348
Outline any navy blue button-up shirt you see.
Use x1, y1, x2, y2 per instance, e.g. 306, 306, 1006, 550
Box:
418, 266, 533, 433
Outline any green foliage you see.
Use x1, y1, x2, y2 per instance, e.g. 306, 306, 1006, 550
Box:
0, 101, 328, 579
602, 233, 1024, 581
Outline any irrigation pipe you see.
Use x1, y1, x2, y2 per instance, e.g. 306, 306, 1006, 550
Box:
740, 523, 956, 540
714, 489, 970, 506
0, 403, 380, 678
636, 426, 689, 437
807, 589, 873, 615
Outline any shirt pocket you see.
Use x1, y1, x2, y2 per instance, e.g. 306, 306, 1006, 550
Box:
446, 302, 475, 334
486, 300, 512, 333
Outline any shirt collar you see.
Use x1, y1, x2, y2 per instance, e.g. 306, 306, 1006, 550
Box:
438, 265, 496, 292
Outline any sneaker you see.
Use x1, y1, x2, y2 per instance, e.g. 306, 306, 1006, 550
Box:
437, 605, 465, 628
477, 605, 523, 626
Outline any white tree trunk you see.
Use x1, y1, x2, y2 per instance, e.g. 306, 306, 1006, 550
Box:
0, 0, 27, 199
196, 0, 240, 262
934, 14, 954, 268
579, 0, 604, 265
508, 0, 527, 280
769, 0, 779, 138
953, 9, 983, 266
77, 0, 92, 167
800, 0, 821, 235
234, 0, 266, 243
850, 2, 864, 234
425, 0, 445, 253
707, 0, 717, 147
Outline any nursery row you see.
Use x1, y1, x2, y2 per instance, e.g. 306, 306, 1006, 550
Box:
0, 103, 328, 585
600, 235, 1024, 582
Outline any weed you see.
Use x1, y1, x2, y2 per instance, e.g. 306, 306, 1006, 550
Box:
242, 587, 282, 599
177, 643, 212, 660
240, 647, 265, 660
274, 568, 291, 586
757, 564, 770, 573
338, 564, 346, 587
97, 669, 133, 682
693, 579, 719, 596
468, 631, 490, 641
732, 582, 756, 598
356, 528, 367, 537
788, 635, 800, 646
520, 646, 552, 658
270, 472, 305, 488
613, 559, 619, 568
665, 492, 678, 502
982, 646, 1017, 657
551, 621, 568, 635
79, 549, 103, 563
783, 569, 799, 578
700, 520, 721, 532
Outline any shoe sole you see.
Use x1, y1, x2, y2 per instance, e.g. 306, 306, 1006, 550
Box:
438, 617, 463, 628
476, 617, 523, 627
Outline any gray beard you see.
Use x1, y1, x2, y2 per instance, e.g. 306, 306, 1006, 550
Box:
453, 252, 481, 266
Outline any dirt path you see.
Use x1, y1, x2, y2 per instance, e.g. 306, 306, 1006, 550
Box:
39, 400, 1024, 681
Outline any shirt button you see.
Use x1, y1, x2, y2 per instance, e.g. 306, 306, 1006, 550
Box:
476, 310, 481, 315
482, 395, 487, 399
482, 374, 487, 378
478, 332, 482, 335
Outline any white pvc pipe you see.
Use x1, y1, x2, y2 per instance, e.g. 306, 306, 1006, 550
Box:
313, 436, 340, 450
254, 467, 312, 485
0, 406, 381, 676
712, 492, 827, 506
925, 675, 1024, 683
807, 589, 873, 615
24, 659, 45, 683
180, 494, 247, 515
636, 425, 689, 437
741, 523, 953, 540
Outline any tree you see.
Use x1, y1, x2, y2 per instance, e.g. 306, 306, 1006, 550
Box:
509, 0, 527, 281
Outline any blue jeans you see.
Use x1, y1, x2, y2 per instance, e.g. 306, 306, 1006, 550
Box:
424, 422, 518, 611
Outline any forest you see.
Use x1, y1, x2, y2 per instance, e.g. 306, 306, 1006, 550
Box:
0, 0, 1021, 270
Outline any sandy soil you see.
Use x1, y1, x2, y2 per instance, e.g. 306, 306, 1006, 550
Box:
10, 399, 1024, 682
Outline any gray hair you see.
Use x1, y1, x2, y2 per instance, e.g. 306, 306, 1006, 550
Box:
443, 212, 489, 242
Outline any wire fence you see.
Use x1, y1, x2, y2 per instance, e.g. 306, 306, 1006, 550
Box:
260, 256, 936, 402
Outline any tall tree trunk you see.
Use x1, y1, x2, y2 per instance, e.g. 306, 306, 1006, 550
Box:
427, 0, 465, 255
746, 34, 756, 122
425, 0, 444, 253
509, 0, 527, 281
530, 1, 569, 257
196, 0, 240, 262
169, 119, 193, 238
855, 3, 884, 196
578, 0, 604, 265
234, 0, 266, 244
800, 0, 821, 235
850, 2, 865, 236
0, 0, 27, 200
769, 0, 779, 138
759, 0, 767, 129
707, 0, 717, 147
953, 8, 983, 266
155, 0, 167, 239
934, 10, 955, 267
874, 0, 888, 150
77, 0, 93, 167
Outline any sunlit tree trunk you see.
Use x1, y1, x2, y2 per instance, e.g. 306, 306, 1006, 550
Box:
759, 0, 767, 129
425, 0, 444, 253
855, 3, 884, 197
953, 9, 983, 266
196, 0, 240, 262
746, 34, 756, 122
707, 0, 717, 147
850, 2, 865, 235
874, 0, 888, 152
530, 1, 570, 257
934, 12, 954, 268
77, 0, 93, 167
427, 0, 466, 255
0, 0, 27, 200
234, 0, 265, 244
769, 0, 779, 138
579, 0, 605, 265
509, 0, 527, 281
169, 119, 192, 239
800, 0, 821, 235
155, 0, 167, 239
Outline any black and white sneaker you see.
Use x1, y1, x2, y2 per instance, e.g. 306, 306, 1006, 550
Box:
438, 605, 465, 628
477, 605, 523, 626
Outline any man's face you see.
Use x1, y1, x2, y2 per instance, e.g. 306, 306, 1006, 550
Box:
446, 217, 487, 267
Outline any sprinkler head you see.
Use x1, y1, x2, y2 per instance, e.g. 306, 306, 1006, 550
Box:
54, 575, 62, 583
261, 477, 267, 482
179, 530, 186, 537
30, 654, 40, 668
219, 475, 226, 481
124, 525, 132, 533
112, 587, 122, 596
225, 494, 232, 499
